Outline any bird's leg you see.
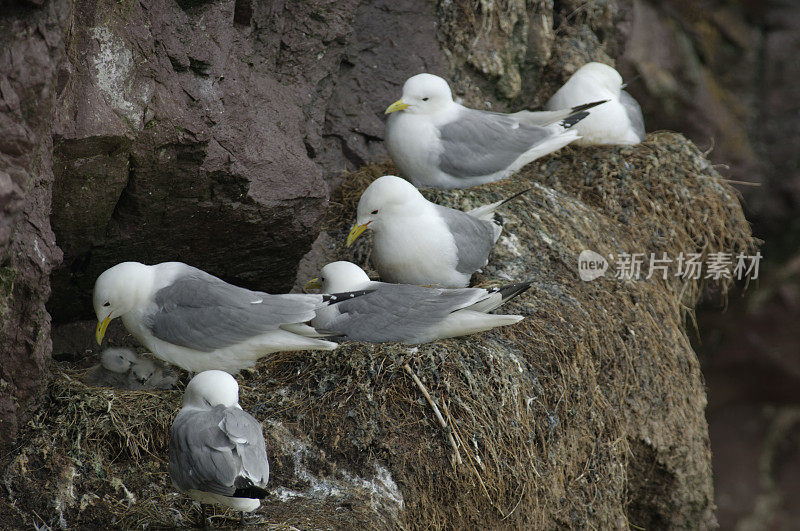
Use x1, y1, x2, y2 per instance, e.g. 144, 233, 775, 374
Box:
240, 511, 246, 527
200, 503, 209, 529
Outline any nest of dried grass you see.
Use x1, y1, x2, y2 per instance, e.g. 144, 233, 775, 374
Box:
2, 133, 753, 529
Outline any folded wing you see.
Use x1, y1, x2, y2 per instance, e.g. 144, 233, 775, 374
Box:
169, 406, 269, 498
438, 108, 552, 178
148, 272, 323, 352
319, 283, 487, 343
620, 90, 646, 141
435, 205, 497, 274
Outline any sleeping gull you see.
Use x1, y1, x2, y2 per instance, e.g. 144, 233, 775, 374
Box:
93, 261, 369, 374
346, 175, 524, 287
305, 261, 531, 343
169, 370, 269, 526
385, 73, 605, 189
545, 62, 645, 145
84, 347, 143, 389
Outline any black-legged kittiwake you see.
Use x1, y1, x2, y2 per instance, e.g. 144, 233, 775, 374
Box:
93, 261, 369, 374
545, 62, 645, 145
305, 261, 531, 343
384, 73, 604, 189
346, 175, 525, 287
169, 370, 269, 526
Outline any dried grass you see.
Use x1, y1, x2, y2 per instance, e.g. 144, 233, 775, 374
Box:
1, 133, 752, 529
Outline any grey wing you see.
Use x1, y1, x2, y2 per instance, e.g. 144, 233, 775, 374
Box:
148, 272, 323, 352
509, 109, 571, 127
436, 205, 496, 274
169, 408, 240, 496
324, 283, 486, 343
219, 408, 269, 489
620, 90, 645, 141
438, 108, 552, 177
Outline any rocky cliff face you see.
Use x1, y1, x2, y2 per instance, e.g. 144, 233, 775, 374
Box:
3, 0, 642, 452
0, 0, 779, 526
0, 0, 66, 454
48, 0, 349, 322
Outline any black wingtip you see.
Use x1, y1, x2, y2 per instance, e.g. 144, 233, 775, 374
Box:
232, 477, 269, 500
323, 289, 376, 304
497, 187, 532, 208
232, 485, 270, 500
569, 99, 608, 113
495, 281, 533, 303
560, 110, 590, 129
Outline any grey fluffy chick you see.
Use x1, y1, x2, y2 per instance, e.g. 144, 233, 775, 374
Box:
130, 356, 178, 390
84, 347, 142, 389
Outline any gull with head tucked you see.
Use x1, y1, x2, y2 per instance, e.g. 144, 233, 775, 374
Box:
93, 261, 367, 374
305, 261, 531, 344
169, 370, 269, 527
384, 73, 604, 189
346, 175, 525, 288
545, 62, 645, 146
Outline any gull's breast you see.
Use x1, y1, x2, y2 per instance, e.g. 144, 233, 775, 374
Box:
372, 212, 462, 286
386, 112, 442, 181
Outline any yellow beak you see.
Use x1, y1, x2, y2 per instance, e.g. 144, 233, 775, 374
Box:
346, 223, 369, 247
96, 315, 112, 345
385, 99, 410, 114
304, 278, 322, 290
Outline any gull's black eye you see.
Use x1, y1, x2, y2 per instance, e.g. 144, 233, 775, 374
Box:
103, 301, 110, 307
422, 97, 429, 101
371, 209, 379, 215
321, 277, 325, 282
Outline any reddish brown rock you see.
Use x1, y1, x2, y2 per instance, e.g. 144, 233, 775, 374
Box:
47, 0, 358, 322
0, 0, 66, 453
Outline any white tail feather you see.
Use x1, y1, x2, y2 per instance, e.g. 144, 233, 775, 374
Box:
430, 310, 524, 339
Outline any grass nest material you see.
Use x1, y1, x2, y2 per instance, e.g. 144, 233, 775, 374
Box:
1, 133, 753, 529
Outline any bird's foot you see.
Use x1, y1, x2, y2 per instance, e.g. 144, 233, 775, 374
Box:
239, 511, 265, 526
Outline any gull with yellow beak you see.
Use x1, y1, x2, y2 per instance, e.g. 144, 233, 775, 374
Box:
93, 261, 369, 374
384, 73, 605, 189
305, 261, 531, 344
346, 175, 526, 288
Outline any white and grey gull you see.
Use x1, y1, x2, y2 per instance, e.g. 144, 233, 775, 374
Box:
169, 370, 269, 526
93, 261, 370, 374
346, 175, 526, 288
384, 73, 605, 189
545, 62, 645, 145
306, 261, 531, 344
